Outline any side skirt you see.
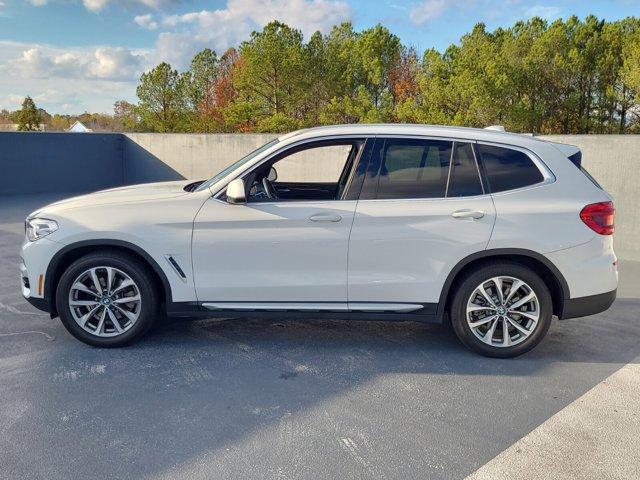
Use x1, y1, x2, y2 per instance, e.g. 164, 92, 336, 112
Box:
166, 301, 442, 324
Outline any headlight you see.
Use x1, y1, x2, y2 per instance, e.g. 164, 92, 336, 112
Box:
25, 217, 58, 242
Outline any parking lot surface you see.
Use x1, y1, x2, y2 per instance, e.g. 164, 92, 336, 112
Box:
1, 194, 639, 480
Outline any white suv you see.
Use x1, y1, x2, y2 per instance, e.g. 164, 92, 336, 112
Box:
20, 124, 617, 357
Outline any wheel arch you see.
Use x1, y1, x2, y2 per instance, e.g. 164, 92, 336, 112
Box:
438, 248, 570, 318
45, 239, 172, 317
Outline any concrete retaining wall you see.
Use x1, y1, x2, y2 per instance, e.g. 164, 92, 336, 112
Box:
0, 132, 123, 195
0, 132, 638, 260
123, 133, 274, 184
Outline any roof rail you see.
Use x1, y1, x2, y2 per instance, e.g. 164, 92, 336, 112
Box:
484, 125, 506, 132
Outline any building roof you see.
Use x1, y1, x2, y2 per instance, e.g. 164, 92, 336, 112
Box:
67, 121, 93, 133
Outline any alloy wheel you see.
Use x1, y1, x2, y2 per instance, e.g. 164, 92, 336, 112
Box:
68, 266, 141, 337
466, 276, 540, 348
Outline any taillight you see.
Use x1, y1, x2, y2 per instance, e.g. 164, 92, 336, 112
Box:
580, 202, 615, 235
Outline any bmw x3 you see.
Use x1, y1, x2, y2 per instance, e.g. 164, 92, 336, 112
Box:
20, 124, 618, 357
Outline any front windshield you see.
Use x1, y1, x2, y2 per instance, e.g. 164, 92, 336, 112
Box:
195, 138, 279, 192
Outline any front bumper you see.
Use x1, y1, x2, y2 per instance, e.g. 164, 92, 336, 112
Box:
20, 237, 64, 316
20, 256, 54, 314
25, 295, 52, 313
559, 289, 617, 319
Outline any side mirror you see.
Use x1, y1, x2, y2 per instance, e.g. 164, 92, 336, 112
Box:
226, 178, 246, 204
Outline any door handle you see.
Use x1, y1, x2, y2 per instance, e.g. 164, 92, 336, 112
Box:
451, 209, 484, 220
309, 214, 342, 223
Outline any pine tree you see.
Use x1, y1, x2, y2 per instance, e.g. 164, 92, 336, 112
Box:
17, 97, 42, 131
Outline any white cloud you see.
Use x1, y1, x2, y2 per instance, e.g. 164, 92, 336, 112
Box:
5, 93, 25, 107
9, 44, 147, 81
4, 0, 350, 111
24, 0, 175, 12
90, 47, 147, 79
409, 0, 449, 25
82, 0, 109, 11
134, 13, 158, 30
524, 5, 561, 20
82, 0, 172, 12
154, 0, 352, 69
0, 42, 147, 112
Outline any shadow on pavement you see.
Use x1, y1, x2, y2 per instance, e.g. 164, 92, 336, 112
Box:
1, 194, 639, 479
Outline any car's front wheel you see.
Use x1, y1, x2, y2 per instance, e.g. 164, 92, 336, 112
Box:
450, 262, 553, 358
56, 251, 159, 347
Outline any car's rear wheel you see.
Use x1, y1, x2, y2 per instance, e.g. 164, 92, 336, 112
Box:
450, 262, 552, 358
56, 251, 159, 347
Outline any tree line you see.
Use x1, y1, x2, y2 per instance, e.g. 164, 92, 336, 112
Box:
0, 98, 135, 132
5, 15, 640, 134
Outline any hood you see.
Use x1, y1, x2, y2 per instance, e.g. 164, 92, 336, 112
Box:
32, 180, 195, 216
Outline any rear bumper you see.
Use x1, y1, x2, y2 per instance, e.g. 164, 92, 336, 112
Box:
559, 289, 616, 319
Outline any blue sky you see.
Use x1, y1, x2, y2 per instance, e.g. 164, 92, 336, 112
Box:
1, 0, 639, 114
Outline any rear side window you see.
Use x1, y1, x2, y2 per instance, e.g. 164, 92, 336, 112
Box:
377, 139, 452, 199
447, 142, 483, 197
478, 144, 544, 193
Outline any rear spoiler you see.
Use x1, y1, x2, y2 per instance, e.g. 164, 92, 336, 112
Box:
567, 151, 582, 168
548, 141, 603, 188
547, 141, 582, 167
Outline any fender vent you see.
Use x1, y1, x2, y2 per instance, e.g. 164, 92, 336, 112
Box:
165, 255, 187, 280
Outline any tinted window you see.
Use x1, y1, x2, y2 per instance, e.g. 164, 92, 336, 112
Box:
447, 142, 483, 197
478, 144, 544, 192
377, 139, 452, 199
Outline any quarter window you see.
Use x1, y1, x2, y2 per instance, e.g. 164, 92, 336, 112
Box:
478, 144, 544, 193
376, 139, 452, 199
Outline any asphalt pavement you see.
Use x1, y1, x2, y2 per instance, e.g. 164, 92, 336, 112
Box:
1, 193, 638, 480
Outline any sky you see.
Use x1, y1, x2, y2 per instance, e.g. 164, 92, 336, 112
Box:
1, 0, 639, 114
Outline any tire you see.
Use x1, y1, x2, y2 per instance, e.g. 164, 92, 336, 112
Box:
449, 261, 552, 358
56, 250, 159, 347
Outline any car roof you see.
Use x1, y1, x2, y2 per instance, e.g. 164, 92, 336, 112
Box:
277, 123, 551, 148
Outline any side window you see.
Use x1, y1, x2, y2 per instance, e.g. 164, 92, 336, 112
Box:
274, 144, 352, 183
478, 144, 544, 193
246, 141, 361, 202
447, 142, 483, 197
376, 139, 452, 199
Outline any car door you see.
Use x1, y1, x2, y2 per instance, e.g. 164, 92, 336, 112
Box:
348, 137, 496, 312
192, 137, 372, 309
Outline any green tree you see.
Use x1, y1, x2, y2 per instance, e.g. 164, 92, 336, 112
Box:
17, 96, 42, 131
48, 114, 72, 131
136, 62, 188, 132
620, 24, 640, 131
115, 16, 638, 133
234, 21, 306, 125
319, 23, 401, 124
113, 100, 139, 131
185, 48, 219, 108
